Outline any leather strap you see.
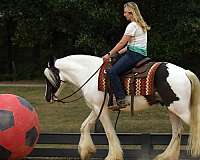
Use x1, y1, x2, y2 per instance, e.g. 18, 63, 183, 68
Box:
130, 72, 135, 116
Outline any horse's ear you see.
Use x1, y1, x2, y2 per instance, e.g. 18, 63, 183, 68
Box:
48, 56, 57, 68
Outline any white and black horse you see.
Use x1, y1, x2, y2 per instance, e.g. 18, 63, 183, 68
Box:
44, 54, 200, 160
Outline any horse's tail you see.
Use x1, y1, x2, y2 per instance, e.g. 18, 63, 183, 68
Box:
185, 70, 200, 157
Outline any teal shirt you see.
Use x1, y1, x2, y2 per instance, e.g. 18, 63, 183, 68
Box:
127, 45, 147, 56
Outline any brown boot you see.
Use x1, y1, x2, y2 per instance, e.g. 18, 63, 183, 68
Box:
108, 98, 129, 111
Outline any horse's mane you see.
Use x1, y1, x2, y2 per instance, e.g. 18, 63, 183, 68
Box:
56, 55, 103, 70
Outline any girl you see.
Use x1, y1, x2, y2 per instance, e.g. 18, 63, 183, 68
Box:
103, 2, 150, 110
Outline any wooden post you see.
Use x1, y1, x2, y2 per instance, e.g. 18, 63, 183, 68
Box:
11, 60, 17, 81
94, 120, 104, 133
141, 133, 153, 160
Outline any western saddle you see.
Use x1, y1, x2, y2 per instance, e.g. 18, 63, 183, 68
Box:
107, 56, 156, 115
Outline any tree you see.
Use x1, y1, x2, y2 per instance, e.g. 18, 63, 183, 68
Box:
0, 0, 199, 79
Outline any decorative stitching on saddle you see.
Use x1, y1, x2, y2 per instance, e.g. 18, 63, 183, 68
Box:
127, 78, 131, 95
135, 78, 141, 95
145, 63, 161, 95
98, 62, 161, 96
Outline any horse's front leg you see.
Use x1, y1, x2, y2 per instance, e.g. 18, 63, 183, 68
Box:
78, 111, 97, 160
93, 106, 123, 160
154, 111, 183, 160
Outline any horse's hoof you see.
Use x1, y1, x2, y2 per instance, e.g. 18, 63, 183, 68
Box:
105, 156, 124, 160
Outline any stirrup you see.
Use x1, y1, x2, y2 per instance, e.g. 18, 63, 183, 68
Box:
108, 99, 129, 111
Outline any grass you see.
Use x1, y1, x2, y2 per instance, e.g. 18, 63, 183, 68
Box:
0, 82, 190, 133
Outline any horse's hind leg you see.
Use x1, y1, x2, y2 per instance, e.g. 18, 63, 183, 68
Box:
78, 111, 97, 160
154, 110, 183, 160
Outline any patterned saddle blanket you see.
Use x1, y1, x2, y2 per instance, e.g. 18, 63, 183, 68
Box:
98, 59, 161, 96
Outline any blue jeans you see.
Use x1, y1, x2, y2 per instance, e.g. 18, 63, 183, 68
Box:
108, 50, 146, 100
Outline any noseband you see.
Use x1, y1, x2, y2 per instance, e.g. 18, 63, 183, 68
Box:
47, 67, 61, 90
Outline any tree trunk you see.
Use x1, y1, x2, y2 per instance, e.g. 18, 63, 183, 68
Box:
5, 17, 17, 80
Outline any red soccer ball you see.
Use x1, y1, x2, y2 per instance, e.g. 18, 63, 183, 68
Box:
0, 94, 40, 160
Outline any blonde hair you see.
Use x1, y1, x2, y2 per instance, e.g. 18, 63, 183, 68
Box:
124, 2, 150, 32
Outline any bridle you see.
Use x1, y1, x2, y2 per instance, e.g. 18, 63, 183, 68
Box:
52, 63, 103, 104
51, 79, 83, 104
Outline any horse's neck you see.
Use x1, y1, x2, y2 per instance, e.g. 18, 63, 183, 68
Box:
55, 55, 103, 87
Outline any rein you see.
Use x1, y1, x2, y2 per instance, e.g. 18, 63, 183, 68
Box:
54, 63, 104, 103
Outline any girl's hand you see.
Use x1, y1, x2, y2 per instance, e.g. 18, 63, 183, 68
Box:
103, 53, 110, 61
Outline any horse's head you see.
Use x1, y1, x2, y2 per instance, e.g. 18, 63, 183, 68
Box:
44, 56, 62, 102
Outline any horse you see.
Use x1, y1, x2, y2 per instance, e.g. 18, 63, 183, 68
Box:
43, 54, 200, 160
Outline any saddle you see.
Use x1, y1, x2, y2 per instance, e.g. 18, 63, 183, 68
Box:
123, 57, 153, 77
98, 57, 161, 114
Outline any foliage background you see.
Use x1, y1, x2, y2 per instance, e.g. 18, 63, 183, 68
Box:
0, 0, 199, 80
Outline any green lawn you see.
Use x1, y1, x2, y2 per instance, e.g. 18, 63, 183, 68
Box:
0, 83, 189, 133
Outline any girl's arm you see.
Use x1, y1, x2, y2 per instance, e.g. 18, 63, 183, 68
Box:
109, 35, 131, 55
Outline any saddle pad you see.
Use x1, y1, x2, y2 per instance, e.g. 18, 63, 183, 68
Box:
98, 61, 161, 96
